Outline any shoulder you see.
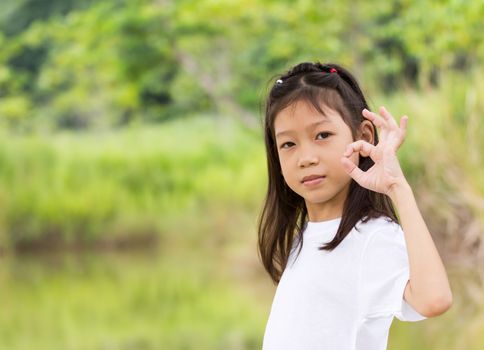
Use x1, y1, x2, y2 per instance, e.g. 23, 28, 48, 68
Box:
355, 215, 405, 250
358, 216, 409, 286
355, 215, 401, 234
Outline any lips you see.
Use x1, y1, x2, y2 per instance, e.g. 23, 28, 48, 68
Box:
301, 174, 326, 183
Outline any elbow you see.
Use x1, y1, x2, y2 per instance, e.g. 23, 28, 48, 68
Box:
421, 291, 453, 317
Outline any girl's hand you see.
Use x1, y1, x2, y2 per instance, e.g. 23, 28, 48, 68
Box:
340, 106, 409, 196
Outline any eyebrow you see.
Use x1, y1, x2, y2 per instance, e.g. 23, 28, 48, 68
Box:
275, 120, 332, 138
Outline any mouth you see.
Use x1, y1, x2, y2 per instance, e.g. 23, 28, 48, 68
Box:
301, 175, 326, 186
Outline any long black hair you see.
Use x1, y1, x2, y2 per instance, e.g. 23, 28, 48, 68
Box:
257, 62, 398, 284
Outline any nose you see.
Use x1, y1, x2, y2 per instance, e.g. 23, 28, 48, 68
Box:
297, 146, 319, 168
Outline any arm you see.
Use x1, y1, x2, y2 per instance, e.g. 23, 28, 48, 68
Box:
388, 181, 453, 317
341, 105, 453, 318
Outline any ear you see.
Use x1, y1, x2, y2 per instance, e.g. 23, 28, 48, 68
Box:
358, 120, 375, 144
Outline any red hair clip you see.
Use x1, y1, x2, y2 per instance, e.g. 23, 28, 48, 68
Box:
329, 68, 337, 73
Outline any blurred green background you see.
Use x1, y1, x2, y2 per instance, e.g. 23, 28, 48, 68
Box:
0, 0, 483, 349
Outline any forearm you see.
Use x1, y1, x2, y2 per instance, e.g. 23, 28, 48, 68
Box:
388, 181, 453, 315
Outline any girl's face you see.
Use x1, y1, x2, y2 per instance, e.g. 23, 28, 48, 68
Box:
274, 100, 369, 221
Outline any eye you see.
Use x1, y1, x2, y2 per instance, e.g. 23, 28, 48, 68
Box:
280, 142, 295, 149
316, 132, 332, 140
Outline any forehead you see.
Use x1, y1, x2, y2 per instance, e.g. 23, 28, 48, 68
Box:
274, 100, 343, 135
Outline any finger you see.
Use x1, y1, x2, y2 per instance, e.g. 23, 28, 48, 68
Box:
379, 106, 399, 128
400, 115, 408, 138
391, 115, 408, 149
340, 157, 367, 186
343, 140, 375, 158
362, 108, 386, 128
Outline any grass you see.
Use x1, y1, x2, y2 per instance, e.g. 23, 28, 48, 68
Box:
0, 68, 483, 259
0, 114, 267, 251
374, 69, 484, 263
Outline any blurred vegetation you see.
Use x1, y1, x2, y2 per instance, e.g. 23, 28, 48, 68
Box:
0, 66, 482, 260
0, 250, 268, 349
0, 0, 481, 253
0, 0, 483, 349
0, 115, 266, 251
0, 0, 482, 130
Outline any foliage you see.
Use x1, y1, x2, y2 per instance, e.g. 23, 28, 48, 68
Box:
0, 115, 266, 250
0, 67, 482, 253
0, 0, 482, 130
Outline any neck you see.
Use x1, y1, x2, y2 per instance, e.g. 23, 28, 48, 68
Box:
305, 182, 349, 222
306, 210, 342, 222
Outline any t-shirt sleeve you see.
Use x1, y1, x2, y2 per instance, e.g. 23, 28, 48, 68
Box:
358, 223, 427, 322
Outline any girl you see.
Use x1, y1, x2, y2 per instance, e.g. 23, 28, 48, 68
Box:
257, 62, 453, 349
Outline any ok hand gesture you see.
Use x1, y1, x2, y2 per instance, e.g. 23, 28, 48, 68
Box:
340, 106, 409, 197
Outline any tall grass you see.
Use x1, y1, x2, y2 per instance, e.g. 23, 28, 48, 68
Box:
0, 115, 266, 252
0, 68, 482, 259
381, 68, 484, 263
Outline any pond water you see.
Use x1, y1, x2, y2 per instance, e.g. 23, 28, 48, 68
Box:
0, 243, 482, 350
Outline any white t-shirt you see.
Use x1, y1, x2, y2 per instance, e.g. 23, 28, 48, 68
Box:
262, 216, 427, 350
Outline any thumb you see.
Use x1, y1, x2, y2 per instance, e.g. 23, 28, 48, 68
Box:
340, 157, 356, 174
340, 157, 366, 185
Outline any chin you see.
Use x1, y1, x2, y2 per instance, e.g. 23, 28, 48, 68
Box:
302, 193, 331, 204
303, 187, 345, 203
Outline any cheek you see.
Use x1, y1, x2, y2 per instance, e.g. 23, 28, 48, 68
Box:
278, 156, 297, 182
278, 152, 291, 167
277, 154, 288, 173
279, 161, 292, 178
